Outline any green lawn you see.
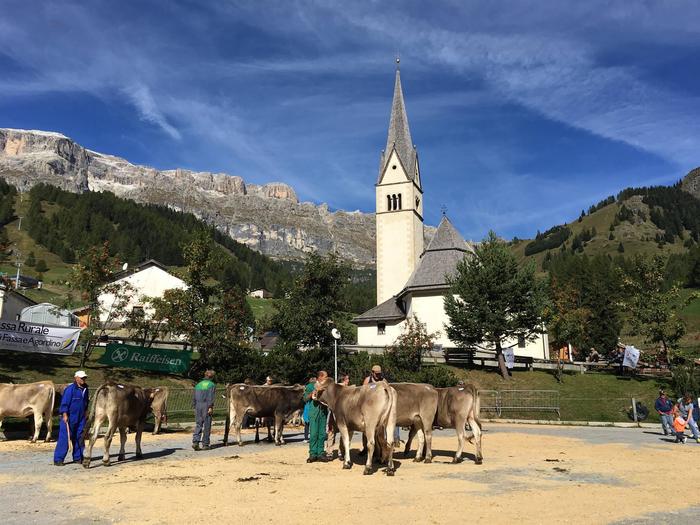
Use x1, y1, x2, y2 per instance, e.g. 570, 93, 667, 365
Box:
246, 297, 279, 321
450, 367, 669, 423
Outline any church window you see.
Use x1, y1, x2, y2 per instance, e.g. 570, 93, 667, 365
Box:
377, 323, 386, 335
387, 195, 392, 211
397, 193, 402, 210
391, 194, 397, 210
415, 196, 420, 208
518, 335, 526, 348
391, 164, 397, 170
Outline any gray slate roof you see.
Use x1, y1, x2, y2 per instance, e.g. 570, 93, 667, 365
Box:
400, 216, 474, 293
377, 70, 417, 184
352, 296, 406, 323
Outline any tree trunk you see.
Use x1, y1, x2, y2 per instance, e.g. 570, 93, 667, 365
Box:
661, 339, 671, 366
495, 341, 509, 380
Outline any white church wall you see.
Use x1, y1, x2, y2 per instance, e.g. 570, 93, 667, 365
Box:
408, 292, 549, 358
376, 211, 419, 304
356, 320, 405, 347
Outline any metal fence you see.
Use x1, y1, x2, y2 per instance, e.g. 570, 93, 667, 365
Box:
479, 389, 561, 419
165, 387, 228, 415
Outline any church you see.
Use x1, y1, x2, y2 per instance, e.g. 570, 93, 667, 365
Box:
352, 66, 549, 360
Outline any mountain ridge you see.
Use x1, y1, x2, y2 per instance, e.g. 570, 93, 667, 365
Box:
0, 128, 378, 266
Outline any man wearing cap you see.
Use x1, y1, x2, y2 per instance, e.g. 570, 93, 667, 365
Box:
655, 390, 674, 436
192, 370, 216, 451
53, 371, 89, 466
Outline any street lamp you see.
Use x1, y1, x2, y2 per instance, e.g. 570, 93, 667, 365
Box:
331, 328, 341, 383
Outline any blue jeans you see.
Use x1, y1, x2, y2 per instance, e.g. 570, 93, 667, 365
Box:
688, 418, 700, 439
660, 414, 674, 435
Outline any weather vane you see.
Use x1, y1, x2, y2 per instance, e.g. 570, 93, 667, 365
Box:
395, 55, 400, 70
441, 204, 447, 216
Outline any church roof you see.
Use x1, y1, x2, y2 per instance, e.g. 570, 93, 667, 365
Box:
400, 216, 474, 294
352, 296, 406, 323
377, 69, 417, 184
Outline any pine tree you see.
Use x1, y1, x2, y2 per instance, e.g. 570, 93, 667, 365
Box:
35, 259, 48, 273
25, 251, 36, 267
444, 231, 549, 379
618, 242, 625, 253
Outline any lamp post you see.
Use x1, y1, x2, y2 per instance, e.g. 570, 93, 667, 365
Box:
331, 328, 341, 383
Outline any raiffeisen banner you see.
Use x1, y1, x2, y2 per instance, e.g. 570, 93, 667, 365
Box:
0, 320, 82, 355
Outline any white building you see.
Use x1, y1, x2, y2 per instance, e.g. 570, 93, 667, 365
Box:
249, 288, 273, 299
353, 66, 548, 360
97, 259, 187, 323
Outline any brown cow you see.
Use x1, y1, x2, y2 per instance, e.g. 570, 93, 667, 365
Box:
82, 382, 158, 468
315, 378, 397, 476
223, 384, 304, 446
150, 387, 169, 435
421, 383, 483, 464
393, 383, 438, 463
0, 381, 55, 442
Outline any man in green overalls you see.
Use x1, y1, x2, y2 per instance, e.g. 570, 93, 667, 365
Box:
192, 370, 216, 451
303, 370, 329, 463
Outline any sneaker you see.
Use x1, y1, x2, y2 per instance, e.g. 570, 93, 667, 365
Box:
683, 437, 687, 444
192, 443, 200, 451
696, 438, 700, 444
53, 461, 64, 467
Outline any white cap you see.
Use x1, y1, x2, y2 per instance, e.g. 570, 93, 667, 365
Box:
74, 370, 88, 378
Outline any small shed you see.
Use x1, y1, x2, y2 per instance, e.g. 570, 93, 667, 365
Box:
20, 303, 80, 327
249, 288, 273, 299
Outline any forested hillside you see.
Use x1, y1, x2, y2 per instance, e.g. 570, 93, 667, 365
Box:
23, 183, 293, 295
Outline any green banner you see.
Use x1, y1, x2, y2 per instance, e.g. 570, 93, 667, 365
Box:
99, 343, 192, 374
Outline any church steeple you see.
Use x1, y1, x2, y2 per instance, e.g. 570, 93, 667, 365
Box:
374, 63, 425, 305
378, 65, 419, 186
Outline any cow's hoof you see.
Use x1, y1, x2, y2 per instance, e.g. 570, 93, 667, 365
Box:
363, 467, 372, 475
238, 442, 243, 447
275, 442, 281, 447
135, 452, 143, 459
475, 457, 483, 465
386, 468, 395, 477
424, 457, 432, 464
118, 454, 125, 461
102, 460, 111, 467
30, 439, 36, 444
413, 457, 424, 463
342, 463, 351, 470
82, 461, 90, 469
452, 457, 463, 464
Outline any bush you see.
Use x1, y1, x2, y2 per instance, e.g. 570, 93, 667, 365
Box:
25, 251, 36, 267
35, 259, 48, 272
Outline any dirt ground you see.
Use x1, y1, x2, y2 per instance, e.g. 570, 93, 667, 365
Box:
1, 424, 700, 524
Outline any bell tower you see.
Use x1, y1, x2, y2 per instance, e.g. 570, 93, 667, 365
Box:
375, 61, 424, 305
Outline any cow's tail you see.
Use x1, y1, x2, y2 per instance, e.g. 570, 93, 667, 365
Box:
223, 385, 230, 445
81, 383, 107, 444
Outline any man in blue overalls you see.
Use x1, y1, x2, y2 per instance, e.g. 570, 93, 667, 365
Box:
54, 370, 90, 466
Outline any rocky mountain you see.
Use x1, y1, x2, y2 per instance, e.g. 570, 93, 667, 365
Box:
682, 167, 700, 200
0, 128, 379, 265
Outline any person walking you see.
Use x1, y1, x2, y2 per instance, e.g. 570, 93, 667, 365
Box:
192, 370, 216, 451
655, 390, 674, 436
678, 393, 700, 443
303, 370, 329, 463
54, 371, 89, 466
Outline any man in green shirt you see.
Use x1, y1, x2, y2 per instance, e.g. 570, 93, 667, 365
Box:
303, 370, 329, 463
192, 370, 216, 451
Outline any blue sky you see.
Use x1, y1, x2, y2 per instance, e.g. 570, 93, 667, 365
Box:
3, 1, 700, 241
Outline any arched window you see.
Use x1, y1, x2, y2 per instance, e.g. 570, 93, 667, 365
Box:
387, 194, 392, 211
397, 193, 402, 210
392, 194, 397, 210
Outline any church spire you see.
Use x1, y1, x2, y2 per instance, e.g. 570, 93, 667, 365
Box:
382, 64, 417, 181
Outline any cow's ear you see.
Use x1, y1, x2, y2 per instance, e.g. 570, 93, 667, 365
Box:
149, 392, 156, 399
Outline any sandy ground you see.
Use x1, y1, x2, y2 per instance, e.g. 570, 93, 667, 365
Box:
1, 424, 700, 524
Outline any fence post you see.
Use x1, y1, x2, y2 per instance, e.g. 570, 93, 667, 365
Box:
631, 397, 638, 426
